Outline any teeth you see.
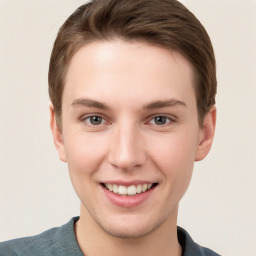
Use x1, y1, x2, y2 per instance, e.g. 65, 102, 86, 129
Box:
127, 185, 136, 195
142, 184, 147, 192
113, 184, 118, 193
136, 184, 142, 194
106, 184, 113, 192
104, 183, 154, 196
118, 185, 127, 195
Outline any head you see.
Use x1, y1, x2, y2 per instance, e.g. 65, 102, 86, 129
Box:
49, 0, 216, 129
49, 0, 217, 240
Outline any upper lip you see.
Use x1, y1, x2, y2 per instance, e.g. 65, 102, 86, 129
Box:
101, 180, 157, 186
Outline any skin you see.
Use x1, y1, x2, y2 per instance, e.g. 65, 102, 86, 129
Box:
50, 40, 216, 256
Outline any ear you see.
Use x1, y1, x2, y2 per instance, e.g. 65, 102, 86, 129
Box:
49, 103, 67, 162
195, 106, 216, 161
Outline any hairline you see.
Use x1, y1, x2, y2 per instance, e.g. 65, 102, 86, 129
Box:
54, 37, 204, 130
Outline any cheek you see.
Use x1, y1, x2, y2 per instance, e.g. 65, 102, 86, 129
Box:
63, 133, 108, 198
149, 132, 198, 191
150, 131, 197, 167
64, 132, 107, 172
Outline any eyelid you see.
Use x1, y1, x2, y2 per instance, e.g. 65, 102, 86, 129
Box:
146, 114, 177, 125
79, 112, 107, 120
79, 113, 111, 126
78, 112, 177, 127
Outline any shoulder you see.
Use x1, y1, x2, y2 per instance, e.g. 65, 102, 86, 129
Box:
177, 226, 221, 256
0, 217, 82, 256
0, 227, 60, 255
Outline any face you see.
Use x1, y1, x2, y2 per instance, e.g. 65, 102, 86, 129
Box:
51, 40, 215, 239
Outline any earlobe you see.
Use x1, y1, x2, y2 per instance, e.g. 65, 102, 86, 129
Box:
195, 106, 216, 161
49, 103, 67, 162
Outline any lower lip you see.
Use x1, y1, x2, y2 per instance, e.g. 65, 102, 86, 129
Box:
101, 185, 156, 208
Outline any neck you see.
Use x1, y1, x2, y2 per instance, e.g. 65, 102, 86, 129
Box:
75, 204, 182, 256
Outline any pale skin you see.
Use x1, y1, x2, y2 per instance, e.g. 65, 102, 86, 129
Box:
50, 40, 216, 256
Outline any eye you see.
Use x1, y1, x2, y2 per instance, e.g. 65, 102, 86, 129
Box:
83, 116, 107, 126
149, 115, 173, 126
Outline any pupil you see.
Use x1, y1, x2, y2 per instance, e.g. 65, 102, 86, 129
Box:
90, 116, 102, 125
155, 116, 166, 125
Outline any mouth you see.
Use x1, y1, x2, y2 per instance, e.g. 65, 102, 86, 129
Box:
101, 183, 158, 196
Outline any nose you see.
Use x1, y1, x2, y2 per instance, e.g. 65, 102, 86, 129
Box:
108, 122, 147, 171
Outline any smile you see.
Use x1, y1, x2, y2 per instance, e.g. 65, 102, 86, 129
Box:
103, 183, 157, 196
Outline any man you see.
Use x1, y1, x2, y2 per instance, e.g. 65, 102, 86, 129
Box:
0, 0, 220, 255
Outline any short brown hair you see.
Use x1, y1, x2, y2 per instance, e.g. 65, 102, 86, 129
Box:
49, 0, 216, 127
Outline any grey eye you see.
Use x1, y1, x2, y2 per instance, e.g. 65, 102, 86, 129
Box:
153, 116, 168, 125
89, 116, 103, 125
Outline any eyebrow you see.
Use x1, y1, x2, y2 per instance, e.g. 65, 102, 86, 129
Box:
143, 99, 187, 109
71, 98, 109, 110
71, 98, 187, 110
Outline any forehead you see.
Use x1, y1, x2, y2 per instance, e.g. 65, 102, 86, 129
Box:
64, 40, 196, 109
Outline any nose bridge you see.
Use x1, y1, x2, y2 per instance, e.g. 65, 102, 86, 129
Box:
108, 120, 146, 170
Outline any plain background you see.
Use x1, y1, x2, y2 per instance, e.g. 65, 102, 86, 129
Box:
0, 0, 255, 255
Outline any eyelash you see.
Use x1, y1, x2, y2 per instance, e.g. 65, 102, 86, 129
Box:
80, 115, 109, 127
148, 115, 175, 126
80, 114, 176, 128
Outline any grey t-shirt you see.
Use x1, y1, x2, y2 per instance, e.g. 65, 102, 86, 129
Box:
0, 217, 220, 256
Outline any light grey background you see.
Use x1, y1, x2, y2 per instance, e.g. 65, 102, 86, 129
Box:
0, 1, 255, 255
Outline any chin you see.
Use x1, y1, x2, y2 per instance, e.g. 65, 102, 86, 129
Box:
96, 214, 165, 239
101, 224, 155, 239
